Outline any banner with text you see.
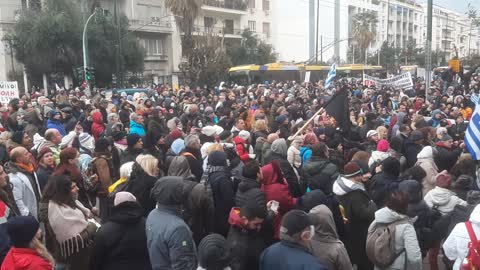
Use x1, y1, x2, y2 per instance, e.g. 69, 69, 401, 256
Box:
0, 81, 19, 104
363, 72, 413, 89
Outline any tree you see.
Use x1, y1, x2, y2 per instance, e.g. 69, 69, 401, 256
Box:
6, 0, 143, 87
226, 30, 276, 66
400, 39, 423, 65
352, 11, 378, 64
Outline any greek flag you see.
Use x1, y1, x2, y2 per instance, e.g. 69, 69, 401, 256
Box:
471, 94, 479, 106
465, 99, 480, 160
325, 63, 336, 88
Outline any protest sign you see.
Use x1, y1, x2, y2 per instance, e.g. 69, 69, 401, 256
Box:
0, 81, 19, 104
363, 72, 414, 89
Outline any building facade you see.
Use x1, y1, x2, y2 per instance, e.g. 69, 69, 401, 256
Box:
0, 0, 23, 82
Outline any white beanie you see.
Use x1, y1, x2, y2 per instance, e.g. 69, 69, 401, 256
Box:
238, 130, 250, 141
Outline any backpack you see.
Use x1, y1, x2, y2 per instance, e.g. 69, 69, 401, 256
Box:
366, 219, 409, 268
464, 221, 480, 269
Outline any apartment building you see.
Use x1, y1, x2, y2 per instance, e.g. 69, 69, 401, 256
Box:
0, 0, 23, 82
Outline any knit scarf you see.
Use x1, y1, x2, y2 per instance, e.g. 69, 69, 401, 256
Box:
48, 200, 91, 258
15, 162, 34, 174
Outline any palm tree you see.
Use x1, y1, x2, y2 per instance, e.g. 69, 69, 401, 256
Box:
165, 0, 203, 53
352, 11, 378, 64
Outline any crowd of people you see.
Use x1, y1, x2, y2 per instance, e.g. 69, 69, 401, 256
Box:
0, 68, 479, 270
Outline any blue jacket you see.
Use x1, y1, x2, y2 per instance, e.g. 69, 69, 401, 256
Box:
46, 119, 66, 136
260, 241, 328, 270
130, 120, 146, 137
300, 146, 312, 167
146, 206, 197, 270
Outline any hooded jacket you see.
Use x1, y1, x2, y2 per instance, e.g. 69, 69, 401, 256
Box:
368, 150, 390, 167
260, 162, 297, 239
0, 247, 53, 270
91, 111, 105, 141
309, 205, 352, 270
207, 165, 235, 237
424, 187, 467, 215
264, 139, 302, 197
90, 202, 152, 270
333, 176, 376, 269
444, 205, 480, 270
227, 207, 267, 270
235, 175, 265, 208
302, 156, 339, 195
369, 207, 422, 270
233, 136, 251, 162
415, 146, 439, 195
129, 120, 146, 137
46, 118, 66, 136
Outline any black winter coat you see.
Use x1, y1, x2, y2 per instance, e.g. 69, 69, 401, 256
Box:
264, 152, 302, 197
120, 148, 144, 164
403, 139, 423, 168
182, 179, 214, 245
227, 225, 268, 270
208, 166, 235, 237
434, 145, 462, 172
182, 147, 203, 181
234, 175, 265, 208
337, 189, 376, 270
90, 202, 151, 270
302, 156, 339, 195
124, 164, 158, 217
368, 172, 400, 208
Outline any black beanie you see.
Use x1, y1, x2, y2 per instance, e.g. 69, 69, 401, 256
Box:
11, 131, 25, 145
198, 234, 230, 270
95, 138, 110, 152
208, 151, 227, 166
7, 216, 39, 247
382, 157, 400, 178
127, 134, 142, 148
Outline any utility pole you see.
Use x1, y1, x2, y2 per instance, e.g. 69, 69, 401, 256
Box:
320, 36, 323, 62
114, 0, 121, 88
334, 0, 340, 61
315, 0, 319, 63
309, 0, 315, 60
425, 0, 433, 98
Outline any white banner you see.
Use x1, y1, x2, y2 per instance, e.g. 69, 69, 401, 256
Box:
363, 72, 413, 89
0, 81, 19, 104
304, 71, 311, 83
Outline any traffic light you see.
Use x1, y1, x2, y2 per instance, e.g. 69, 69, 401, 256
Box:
85, 67, 96, 83
74, 66, 84, 82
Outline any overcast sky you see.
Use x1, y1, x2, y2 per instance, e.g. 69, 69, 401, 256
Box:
419, 0, 480, 14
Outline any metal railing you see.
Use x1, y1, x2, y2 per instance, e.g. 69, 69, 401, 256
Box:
129, 19, 172, 29
194, 25, 243, 35
203, 0, 247, 11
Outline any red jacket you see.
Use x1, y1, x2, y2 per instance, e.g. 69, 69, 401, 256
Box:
91, 111, 105, 141
261, 162, 297, 239
233, 136, 250, 162
1, 247, 53, 270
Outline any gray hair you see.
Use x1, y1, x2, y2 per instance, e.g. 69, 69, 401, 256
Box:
130, 113, 139, 121
107, 113, 118, 123
184, 134, 200, 148
44, 128, 59, 141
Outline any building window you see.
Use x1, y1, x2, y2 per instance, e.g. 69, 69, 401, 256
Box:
204, 17, 215, 31
224, 19, 234, 34
143, 39, 165, 55
262, 0, 269, 11
248, 0, 255, 9
248, 20, 256, 31
263, 22, 270, 38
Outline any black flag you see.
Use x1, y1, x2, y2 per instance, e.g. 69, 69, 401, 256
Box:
325, 88, 350, 131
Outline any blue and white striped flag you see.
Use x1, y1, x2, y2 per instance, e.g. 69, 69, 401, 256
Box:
471, 93, 479, 106
465, 99, 480, 160
325, 63, 336, 88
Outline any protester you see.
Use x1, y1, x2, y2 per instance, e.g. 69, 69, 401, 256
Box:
259, 209, 328, 270
1, 216, 54, 270
36, 147, 55, 192
197, 234, 231, 270
147, 177, 197, 270
90, 192, 151, 270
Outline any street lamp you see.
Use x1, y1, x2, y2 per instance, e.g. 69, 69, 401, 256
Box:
82, 7, 102, 83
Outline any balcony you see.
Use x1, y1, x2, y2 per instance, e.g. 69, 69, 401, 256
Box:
129, 19, 173, 33
145, 55, 168, 62
202, 0, 247, 15
192, 25, 243, 38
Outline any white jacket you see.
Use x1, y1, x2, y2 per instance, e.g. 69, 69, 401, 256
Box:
415, 146, 438, 195
9, 170, 41, 218
287, 145, 301, 169
368, 151, 390, 167
370, 207, 422, 270
443, 205, 480, 270
424, 187, 467, 215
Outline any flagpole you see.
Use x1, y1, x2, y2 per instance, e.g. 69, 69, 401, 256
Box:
288, 88, 344, 140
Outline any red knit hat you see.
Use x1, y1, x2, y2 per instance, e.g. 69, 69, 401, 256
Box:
37, 147, 53, 161
169, 129, 183, 141
436, 170, 452, 188
377, 139, 389, 152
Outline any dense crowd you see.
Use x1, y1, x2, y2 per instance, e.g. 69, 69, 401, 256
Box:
0, 68, 479, 270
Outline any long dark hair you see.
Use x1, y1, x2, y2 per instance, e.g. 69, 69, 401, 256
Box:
42, 175, 76, 208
